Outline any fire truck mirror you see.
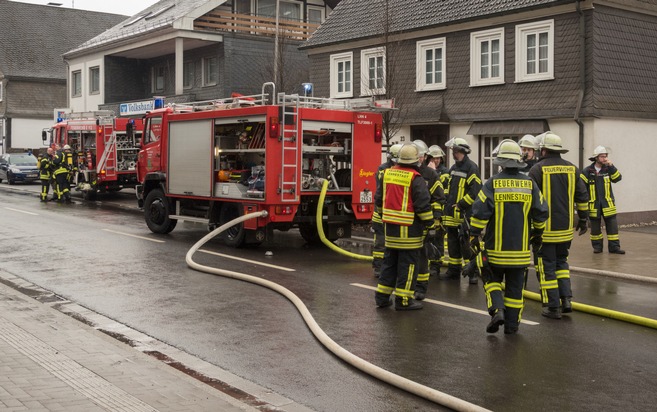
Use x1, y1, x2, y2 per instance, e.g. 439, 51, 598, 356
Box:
41, 130, 47, 142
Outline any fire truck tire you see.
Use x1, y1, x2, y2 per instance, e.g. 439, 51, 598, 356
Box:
82, 189, 97, 201
299, 222, 336, 244
144, 189, 177, 234
219, 203, 246, 247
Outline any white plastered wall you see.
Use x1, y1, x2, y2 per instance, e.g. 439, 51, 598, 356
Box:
67, 53, 105, 113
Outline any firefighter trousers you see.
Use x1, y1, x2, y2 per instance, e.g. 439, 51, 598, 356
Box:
446, 226, 464, 276
371, 221, 385, 276
428, 231, 445, 276
590, 214, 621, 252
537, 242, 572, 309
54, 172, 71, 201
415, 238, 431, 295
484, 266, 525, 331
375, 248, 420, 307
40, 176, 51, 201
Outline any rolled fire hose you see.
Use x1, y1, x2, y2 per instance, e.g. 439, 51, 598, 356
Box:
186, 211, 490, 412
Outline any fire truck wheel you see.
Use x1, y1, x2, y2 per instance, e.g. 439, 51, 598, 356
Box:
299, 222, 337, 244
82, 189, 97, 201
219, 203, 246, 247
144, 189, 177, 234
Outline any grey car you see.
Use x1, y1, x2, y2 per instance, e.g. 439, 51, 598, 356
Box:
0, 153, 40, 184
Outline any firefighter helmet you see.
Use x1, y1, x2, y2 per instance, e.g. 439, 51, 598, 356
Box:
388, 143, 403, 160
446, 137, 471, 154
493, 139, 526, 168
519, 134, 539, 150
427, 145, 445, 158
537, 132, 568, 153
63, 145, 71, 150
397, 144, 420, 165
589, 145, 609, 161
412, 139, 429, 157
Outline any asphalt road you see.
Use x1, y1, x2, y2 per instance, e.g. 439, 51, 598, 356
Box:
1, 182, 656, 411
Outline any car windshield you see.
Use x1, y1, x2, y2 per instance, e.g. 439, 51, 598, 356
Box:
10, 155, 37, 166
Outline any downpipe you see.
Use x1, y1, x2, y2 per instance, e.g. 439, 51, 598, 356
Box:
185, 210, 490, 412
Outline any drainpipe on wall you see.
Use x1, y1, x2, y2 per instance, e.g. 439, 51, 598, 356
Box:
574, 0, 586, 169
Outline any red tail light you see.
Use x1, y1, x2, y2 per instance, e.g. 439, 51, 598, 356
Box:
97, 126, 103, 135
357, 204, 373, 213
275, 205, 293, 215
374, 123, 382, 143
269, 117, 280, 139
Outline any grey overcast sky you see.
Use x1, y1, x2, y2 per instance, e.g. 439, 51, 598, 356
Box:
11, 0, 161, 16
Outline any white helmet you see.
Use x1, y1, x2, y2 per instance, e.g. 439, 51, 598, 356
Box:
589, 145, 609, 161
493, 139, 526, 168
388, 143, 403, 160
63, 144, 71, 150
412, 139, 429, 157
397, 144, 420, 165
537, 132, 568, 153
427, 145, 445, 158
446, 137, 471, 154
519, 134, 539, 150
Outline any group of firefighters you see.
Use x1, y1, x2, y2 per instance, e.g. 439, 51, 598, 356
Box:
372, 132, 624, 335
37, 144, 77, 203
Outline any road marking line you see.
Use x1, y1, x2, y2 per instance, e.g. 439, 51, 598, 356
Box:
351, 283, 539, 326
199, 249, 296, 272
4, 207, 38, 216
102, 229, 165, 243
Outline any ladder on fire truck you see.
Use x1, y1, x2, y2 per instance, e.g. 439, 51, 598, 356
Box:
95, 116, 117, 180
278, 93, 300, 203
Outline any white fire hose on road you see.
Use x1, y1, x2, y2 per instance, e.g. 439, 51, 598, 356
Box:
185, 210, 490, 412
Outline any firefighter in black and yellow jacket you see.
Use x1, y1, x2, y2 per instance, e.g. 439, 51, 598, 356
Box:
580, 146, 624, 254
374, 144, 434, 311
412, 139, 445, 301
426, 144, 450, 277
470, 140, 548, 334
38, 147, 55, 202
52, 145, 73, 203
371, 143, 402, 277
441, 137, 482, 283
529, 132, 589, 319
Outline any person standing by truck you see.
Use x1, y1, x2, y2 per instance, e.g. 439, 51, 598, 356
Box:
38, 147, 54, 202
53, 144, 73, 203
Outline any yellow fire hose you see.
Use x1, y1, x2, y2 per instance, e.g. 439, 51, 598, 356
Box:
186, 210, 490, 412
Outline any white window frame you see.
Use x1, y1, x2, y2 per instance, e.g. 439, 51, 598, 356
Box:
0, 82, 3, 102
515, 20, 554, 83
416, 37, 446, 91
153, 66, 165, 92
360, 47, 386, 96
89, 66, 100, 95
71, 70, 82, 97
330, 52, 353, 98
202, 57, 218, 87
470, 27, 505, 87
183, 61, 194, 89
307, 5, 325, 25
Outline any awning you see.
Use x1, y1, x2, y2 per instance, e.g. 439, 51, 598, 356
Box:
467, 120, 550, 136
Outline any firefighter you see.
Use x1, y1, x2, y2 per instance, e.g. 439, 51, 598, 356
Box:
412, 139, 445, 300
470, 140, 548, 334
441, 137, 482, 283
52, 145, 73, 203
581, 146, 624, 254
371, 143, 403, 277
519, 134, 539, 174
374, 144, 434, 311
426, 144, 449, 277
63, 144, 78, 187
529, 132, 589, 319
38, 147, 55, 202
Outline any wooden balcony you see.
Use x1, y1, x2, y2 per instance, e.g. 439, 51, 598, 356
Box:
194, 10, 320, 41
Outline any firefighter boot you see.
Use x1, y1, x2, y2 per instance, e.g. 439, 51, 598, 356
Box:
561, 297, 573, 313
375, 292, 392, 308
542, 306, 562, 319
486, 309, 505, 333
395, 298, 423, 311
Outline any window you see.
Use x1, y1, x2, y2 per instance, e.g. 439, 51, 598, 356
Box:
516, 20, 554, 82
470, 28, 504, 87
153, 66, 165, 92
330, 52, 353, 98
481, 136, 518, 180
416, 38, 446, 91
0, 82, 3, 102
145, 116, 162, 144
203, 57, 218, 86
183, 61, 194, 89
89, 66, 100, 94
307, 5, 325, 25
361, 47, 385, 96
258, 0, 301, 20
71, 70, 82, 97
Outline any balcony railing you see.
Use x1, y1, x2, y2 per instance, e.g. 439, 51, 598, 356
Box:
194, 10, 320, 41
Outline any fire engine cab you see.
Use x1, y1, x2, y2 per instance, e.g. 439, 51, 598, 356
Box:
137, 84, 384, 247
44, 111, 143, 200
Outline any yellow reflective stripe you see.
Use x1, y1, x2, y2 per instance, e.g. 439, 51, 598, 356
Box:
607, 234, 620, 241
590, 234, 604, 240
417, 272, 430, 282
373, 251, 384, 258
533, 221, 546, 230
576, 202, 588, 211
470, 217, 487, 230
610, 170, 621, 180
556, 270, 570, 280
417, 210, 434, 221
376, 284, 394, 294
448, 256, 463, 265
385, 238, 424, 249
484, 282, 503, 294
462, 194, 474, 205
504, 296, 524, 309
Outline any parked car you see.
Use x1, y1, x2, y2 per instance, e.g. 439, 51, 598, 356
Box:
0, 153, 40, 184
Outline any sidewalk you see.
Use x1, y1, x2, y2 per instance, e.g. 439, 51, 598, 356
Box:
0, 280, 258, 412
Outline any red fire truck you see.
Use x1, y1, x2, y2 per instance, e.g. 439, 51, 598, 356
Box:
137, 85, 384, 246
44, 112, 143, 200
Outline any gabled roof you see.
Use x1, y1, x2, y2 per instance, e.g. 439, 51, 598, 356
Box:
303, 0, 573, 49
63, 0, 224, 58
0, 0, 126, 79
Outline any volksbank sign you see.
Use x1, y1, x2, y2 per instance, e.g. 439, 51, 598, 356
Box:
120, 100, 155, 116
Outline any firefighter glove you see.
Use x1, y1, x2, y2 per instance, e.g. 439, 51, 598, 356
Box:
433, 218, 444, 231
457, 199, 469, 211
576, 218, 588, 236
530, 229, 543, 249
469, 235, 481, 255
